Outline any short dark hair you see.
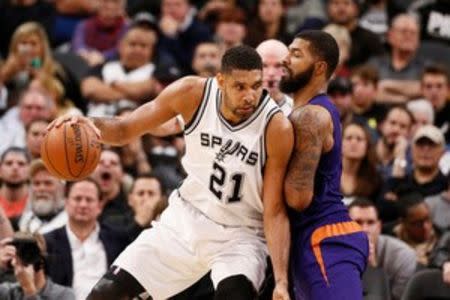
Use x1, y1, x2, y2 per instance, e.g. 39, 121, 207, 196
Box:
221, 45, 263, 74
129, 173, 166, 197
295, 30, 339, 79
65, 178, 102, 201
384, 104, 414, 127
398, 192, 424, 219
348, 197, 377, 212
351, 64, 379, 86
421, 64, 449, 83
0, 147, 31, 164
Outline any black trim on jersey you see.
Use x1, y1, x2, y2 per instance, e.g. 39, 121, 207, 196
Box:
260, 106, 282, 176
216, 90, 271, 132
184, 78, 212, 135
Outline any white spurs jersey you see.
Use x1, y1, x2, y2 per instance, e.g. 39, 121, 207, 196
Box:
178, 78, 281, 228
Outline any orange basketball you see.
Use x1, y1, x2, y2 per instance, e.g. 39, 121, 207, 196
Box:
41, 122, 101, 181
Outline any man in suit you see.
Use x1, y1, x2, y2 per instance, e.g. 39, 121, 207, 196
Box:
44, 178, 141, 300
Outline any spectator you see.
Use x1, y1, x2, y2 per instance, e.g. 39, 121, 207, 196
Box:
327, 0, 384, 67
328, 76, 353, 124
349, 198, 416, 300
25, 118, 49, 159
72, 0, 129, 66
51, 0, 99, 47
429, 230, 450, 285
0, 89, 53, 155
0, 0, 55, 58
81, 22, 161, 117
425, 177, 450, 232
350, 64, 387, 134
127, 173, 168, 228
0, 232, 75, 300
369, 14, 424, 103
157, 0, 212, 75
196, 0, 235, 28
387, 125, 447, 200
375, 106, 413, 179
420, 64, 450, 144
0, 147, 30, 229
18, 159, 67, 234
285, 0, 326, 35
244, 0, 290, 48
0, 206, 13, 239
256, 39, 292, 115
91, 149, 132, 228
29, 74, 82, 117
0, 22, 77, 103
214, 6, 247, 55
341, 122, 381, 206
392, 192, 437, 266
323, 24, 352, 78
406, 98, 434, 137
44, 178, 136, 300
191, 41, 221, 77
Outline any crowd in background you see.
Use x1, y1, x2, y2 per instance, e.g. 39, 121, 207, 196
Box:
0, 0, 449, 299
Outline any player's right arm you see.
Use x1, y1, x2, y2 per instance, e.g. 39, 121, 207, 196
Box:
49, 76, 206, 146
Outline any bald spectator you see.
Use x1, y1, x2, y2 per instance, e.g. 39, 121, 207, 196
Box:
191, 41, 221, 77
0, 89, 53, 155
369, 14, 424, 103
327, 0, 384, 67
0, 147, 30, 229
256, 39, 292, 116
18, 159, 67, 234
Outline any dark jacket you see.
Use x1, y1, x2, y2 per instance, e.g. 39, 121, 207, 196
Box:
44, 223, 141, 287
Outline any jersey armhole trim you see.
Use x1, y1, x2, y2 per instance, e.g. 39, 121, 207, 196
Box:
260, 106, 282, 175
184, 78, 212, 135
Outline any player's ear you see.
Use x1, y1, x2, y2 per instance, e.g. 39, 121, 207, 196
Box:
216, 72, 225, 90
315, 61, 327, 77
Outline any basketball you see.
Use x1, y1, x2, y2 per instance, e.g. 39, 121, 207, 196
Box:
41, 122, 101, 181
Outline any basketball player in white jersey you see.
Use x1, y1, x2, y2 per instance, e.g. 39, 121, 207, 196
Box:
256, 39, 293, 116
50, 45, 293, 300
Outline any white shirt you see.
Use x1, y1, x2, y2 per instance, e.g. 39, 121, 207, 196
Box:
0, 107, 26, 155
19, 210, 68, 234
66, 223, 107, 300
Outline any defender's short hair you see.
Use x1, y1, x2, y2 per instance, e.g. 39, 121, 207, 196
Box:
221, 45, 263, 74
295, 30, 339, 79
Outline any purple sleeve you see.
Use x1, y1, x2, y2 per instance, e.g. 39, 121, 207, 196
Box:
71, 21, 89, 52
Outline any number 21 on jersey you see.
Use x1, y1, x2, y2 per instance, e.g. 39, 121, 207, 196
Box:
209, 162, 244, 203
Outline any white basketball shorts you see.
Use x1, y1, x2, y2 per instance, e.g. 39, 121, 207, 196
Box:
113, 191, 268, 300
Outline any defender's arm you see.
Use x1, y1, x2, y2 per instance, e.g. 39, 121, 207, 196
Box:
284, 105, 333, 211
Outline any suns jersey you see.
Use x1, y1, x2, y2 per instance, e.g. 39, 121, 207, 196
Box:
178, 78, 281, 229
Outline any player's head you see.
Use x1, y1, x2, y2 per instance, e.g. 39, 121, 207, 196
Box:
217, 45, 264, 123
256, 39, 289, 97
280, 30, 339, 94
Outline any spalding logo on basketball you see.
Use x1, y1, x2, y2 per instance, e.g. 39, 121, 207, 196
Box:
41, 123, 101, 181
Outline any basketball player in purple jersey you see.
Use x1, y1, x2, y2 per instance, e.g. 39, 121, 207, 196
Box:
280, 30, 369, 299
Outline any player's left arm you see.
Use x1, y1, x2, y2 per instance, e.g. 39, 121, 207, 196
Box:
263, 112, 294, 291
284, 105, 333, 212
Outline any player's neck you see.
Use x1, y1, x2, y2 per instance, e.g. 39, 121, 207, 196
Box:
292, 79, 326, 108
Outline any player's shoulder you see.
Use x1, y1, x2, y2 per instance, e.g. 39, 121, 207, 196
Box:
289, 104, 332, 131
170, 76, 209, 98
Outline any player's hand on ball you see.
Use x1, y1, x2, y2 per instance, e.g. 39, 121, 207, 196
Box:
273, 281, 290, 300
48, 115, 101, 139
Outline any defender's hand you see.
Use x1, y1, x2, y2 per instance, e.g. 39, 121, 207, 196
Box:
273, 281, 290, 300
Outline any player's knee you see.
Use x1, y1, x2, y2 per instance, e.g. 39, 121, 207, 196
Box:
86, 277, 128, 300
214, 274, 256, 300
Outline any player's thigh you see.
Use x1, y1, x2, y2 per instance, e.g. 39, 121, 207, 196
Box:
113, 201, 209, 299
209, 230, 268, 292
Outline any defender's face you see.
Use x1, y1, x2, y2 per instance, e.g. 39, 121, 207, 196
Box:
281, 38, 316, 93
217, 69, 264, 123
